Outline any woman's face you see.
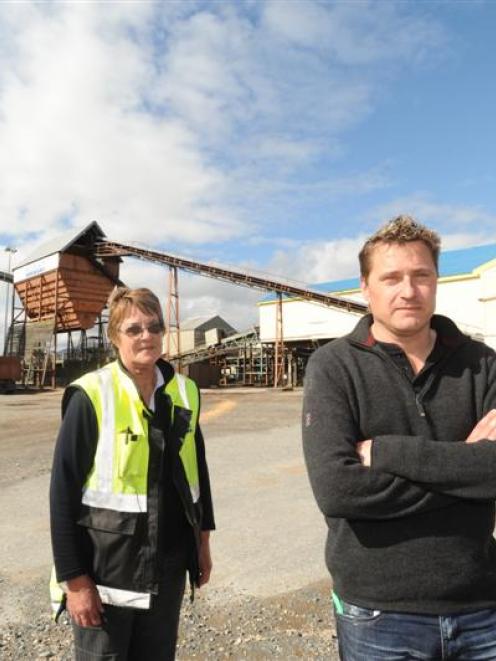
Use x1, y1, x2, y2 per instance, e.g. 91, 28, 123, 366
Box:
114, 305, 164, 371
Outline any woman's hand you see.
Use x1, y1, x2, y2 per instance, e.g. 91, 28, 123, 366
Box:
66, 575, 104, 627
198, 531, 213, 587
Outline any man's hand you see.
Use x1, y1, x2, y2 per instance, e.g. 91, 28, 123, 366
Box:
198, 531, 213, 587
356, 439, 372, 467
66, 574, 103, 627
466, 409, 496, 444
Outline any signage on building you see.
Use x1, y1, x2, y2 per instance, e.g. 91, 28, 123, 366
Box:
13, 253, 60, 283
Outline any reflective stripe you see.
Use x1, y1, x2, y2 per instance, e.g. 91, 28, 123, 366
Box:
94, 366, 115, 495
82, 366, 148, 513
79, 367, 196, 515
171, 374, 199, 502
175, 373, 190, 409
190, 483, 200, 503
81, 489, 147, 513
97, 584, 151, 609
49, 567, 65, 618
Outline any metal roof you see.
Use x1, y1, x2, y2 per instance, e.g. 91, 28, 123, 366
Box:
180, 315, 236, 331
260, 242, 496, 302
180, 316, 214, 330
438, 243, 496, 277
14, 221, 106, 270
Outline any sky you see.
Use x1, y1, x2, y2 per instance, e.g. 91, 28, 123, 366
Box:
1, 0, 496, 343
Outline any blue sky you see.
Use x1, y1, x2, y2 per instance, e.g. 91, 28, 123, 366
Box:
1, 0, 495, 332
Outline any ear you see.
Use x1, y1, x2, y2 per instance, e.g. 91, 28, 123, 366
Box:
360, 276, 370, 304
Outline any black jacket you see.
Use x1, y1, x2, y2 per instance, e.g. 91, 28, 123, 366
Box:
303, 314, 496, 614
50, 359, 215, 596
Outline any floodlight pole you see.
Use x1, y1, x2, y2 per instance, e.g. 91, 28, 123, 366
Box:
3, 247, 17, 355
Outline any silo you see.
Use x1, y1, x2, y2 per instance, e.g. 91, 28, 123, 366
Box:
12, 221, 122, 386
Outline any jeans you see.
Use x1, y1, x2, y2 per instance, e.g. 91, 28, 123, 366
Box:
335, 599, 496, 660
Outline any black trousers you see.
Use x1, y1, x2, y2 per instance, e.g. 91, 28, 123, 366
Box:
73, 551, 187, 661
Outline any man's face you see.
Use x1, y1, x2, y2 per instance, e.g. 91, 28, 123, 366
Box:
360, 240, 437, 342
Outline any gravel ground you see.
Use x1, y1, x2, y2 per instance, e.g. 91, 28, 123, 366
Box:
0, 388, 339, 660
0, 579, 339, 660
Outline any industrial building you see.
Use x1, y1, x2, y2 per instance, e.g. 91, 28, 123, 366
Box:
173, 315, 237, 355
7, 222, 121, 386
3, 223, 496, 389
259, 243, 496, 351
5, 223, 358, 388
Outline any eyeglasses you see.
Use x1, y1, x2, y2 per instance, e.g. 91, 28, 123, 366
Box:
119, 321, 164, 338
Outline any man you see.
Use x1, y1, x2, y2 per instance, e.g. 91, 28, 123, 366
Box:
302, 216, 496, 660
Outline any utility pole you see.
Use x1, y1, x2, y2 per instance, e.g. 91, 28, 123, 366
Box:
3, 247, 17, 355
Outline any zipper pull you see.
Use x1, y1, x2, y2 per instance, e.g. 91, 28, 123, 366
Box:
415, 395, 426, 417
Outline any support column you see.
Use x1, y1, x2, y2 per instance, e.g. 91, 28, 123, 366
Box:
273, 292, 285, 388
38, 275, 43, 320
51, 271, 60, 388
8, 279, 16, 355
165, 266, 181, 371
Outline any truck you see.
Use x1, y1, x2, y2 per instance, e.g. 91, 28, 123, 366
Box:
0, 356, 22, 393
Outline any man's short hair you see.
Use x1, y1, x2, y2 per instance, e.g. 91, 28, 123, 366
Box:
359, 215, 441, 280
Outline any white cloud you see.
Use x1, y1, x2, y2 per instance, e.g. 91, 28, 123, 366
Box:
2, 1, 492, 353
440, 232, 496, 250
262, 1, 447, 69
269, 236, 366, 284
265, 196, 496, 287
371, 195, 496, 242
0, 3, 245, 245
0, 1, 451, 265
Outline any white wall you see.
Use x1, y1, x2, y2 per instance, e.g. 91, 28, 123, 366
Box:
259, 293, 364, 342
259, 271, 496, 349
479, 264, 496, 349
13, 253, 59, 283
436, 278, 482, 336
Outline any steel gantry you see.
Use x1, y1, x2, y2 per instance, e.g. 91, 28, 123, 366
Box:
95, 239, 367, 386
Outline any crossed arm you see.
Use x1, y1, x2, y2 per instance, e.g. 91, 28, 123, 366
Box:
355, 409, 496, 500
302, 353, 496, 522
358, 410, 496, 463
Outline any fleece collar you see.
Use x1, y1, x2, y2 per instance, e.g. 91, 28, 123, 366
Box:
349, 313, 469, 351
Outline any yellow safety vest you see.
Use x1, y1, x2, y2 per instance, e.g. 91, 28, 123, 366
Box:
50, 361, 200, 616
77, 361, 200, 512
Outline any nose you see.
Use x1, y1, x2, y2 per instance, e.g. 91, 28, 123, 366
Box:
400, 276, 416, 298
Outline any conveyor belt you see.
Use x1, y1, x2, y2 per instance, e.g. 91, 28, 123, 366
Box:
95, 240, 366, 314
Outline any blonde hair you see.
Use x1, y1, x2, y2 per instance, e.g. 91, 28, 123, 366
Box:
359, 215, 441, 280
107, 287, 164, 345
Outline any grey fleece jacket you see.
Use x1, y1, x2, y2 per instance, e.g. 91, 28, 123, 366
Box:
302, 314, 496, 614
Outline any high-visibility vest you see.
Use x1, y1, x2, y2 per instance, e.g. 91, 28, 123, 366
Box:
76, 361, 200, 512
50, 361, 200, 616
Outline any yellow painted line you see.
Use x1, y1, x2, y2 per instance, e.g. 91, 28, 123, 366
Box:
201, 399, 237, 422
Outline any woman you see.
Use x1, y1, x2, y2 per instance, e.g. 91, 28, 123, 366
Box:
50, 287, 215, 660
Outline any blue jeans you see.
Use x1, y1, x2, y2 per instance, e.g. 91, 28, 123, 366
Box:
335, 599, 496, 660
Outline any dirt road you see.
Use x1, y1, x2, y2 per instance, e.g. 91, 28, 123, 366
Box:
0, 388, 338, 659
